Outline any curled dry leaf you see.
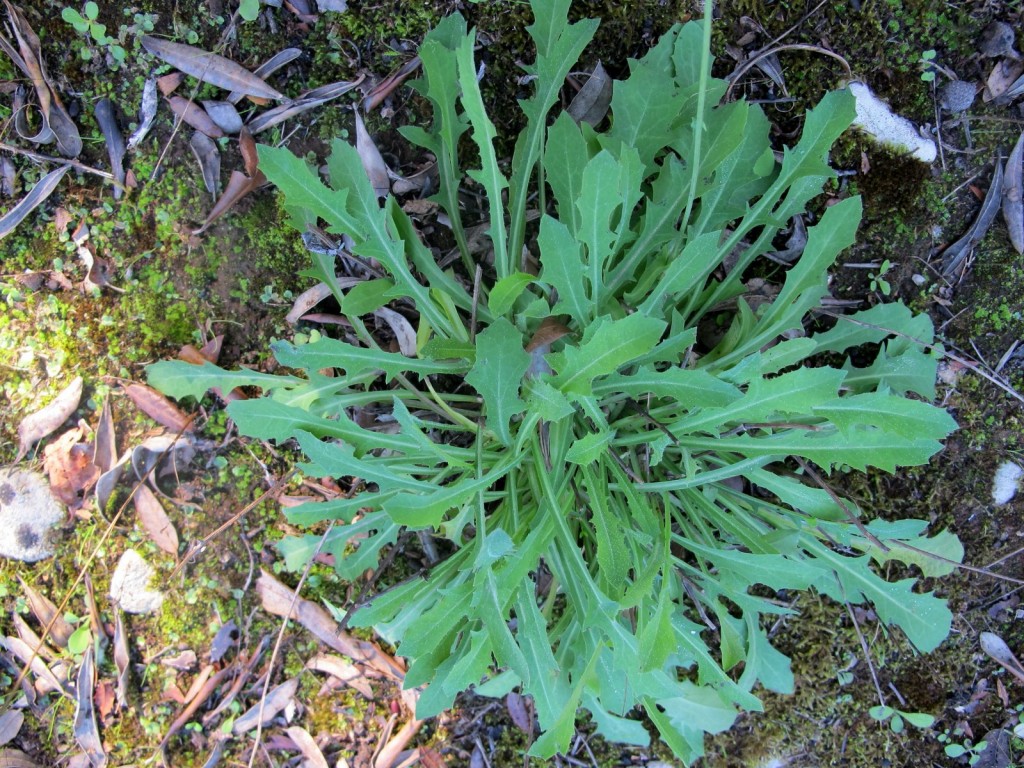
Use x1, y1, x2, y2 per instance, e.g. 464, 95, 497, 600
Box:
1003, 130, 1024, 255
193, 169, 266, 235
567, 61, 612, 126
0, 164, 71, 242
227, 47, 301, 104
284, 726, 330, 768
126, 78, 158, 151
73, 647, 106, 768
1, 635, 68, 697
354, 110, 390, 198
140, 36, 285, 100
94, 99, 125, 200
133, 483, 179, 555
189, 132, 221, 196
231, 677, 299, 734
0, 2, 82, 157
0, 155, 15, 196
121, 382, 192, 433
286, 282, 334, 324
16, 375, 82, 460
18, 576, 73, 648
166, 96, 224, 139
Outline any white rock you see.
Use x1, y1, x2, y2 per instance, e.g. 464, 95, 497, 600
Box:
0, 469, 65, 562
993, 461, 1023, 505
849, 81, 937, 163
110, 549, 164, 614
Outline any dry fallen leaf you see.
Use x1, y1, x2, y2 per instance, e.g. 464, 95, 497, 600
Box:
43, 427, 99, 509
232, 677, 299, 734
0, 709, 24, 747
567, 61, 612, 126
189, 131, 221, 196
354, 110, 390, 198
201, 100, 242, 134
166, 96, 225, 139
18, 576, 73, 648
246, 78, 363, 135
373, 307, 417, 357
306, 653, 374, 699
11, 614, 57, 663
227, 47, 301, 104
1003, 129, 1024, 254
141, 36, 284, 100
72, 648, 107, 767
121, 382, 192, 433
1, 636, 68, 697
0, 748, 43, 768
112, 609, 130, 709
284, 726, 329, 768
92, 398, 117, 476
16, 375, 83, 460
133, 484, 179, 555
94, 99, 125, 200
363, 56, 421, 113
0, 164, 71, 241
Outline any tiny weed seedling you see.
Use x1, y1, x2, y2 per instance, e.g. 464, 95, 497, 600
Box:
62, 2, 126, 65
869, 258, 893, 296
150, 1, 961, 762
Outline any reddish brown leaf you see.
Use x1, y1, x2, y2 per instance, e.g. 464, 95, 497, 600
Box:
238, 126, 258, 178
166, 96, 224, 138
16, 375, 82, 460
156, 72, 184, 95
43, 427, 99, 509
363, 56, 421, 112
192, 169, 266, 235
133, 484, 179, 555
121, 382, 192, 433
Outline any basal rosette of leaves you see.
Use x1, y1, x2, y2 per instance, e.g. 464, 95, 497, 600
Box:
149, 1, 961, 762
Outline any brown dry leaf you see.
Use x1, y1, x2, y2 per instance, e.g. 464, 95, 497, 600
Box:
94, 681, 115, 722
2, 636, 68, 697
238, 126, 259, 178
201, 100, 242, 134
256, 570, 405, 680
92, 398, 117, 475
246, 77, 363, 135
0, 749, 43, 768
0, 164, 71, 241
11, 614, 57, 663
72, 648, 106, 768
156, 71, 184, 96
373, 716, 424, 768
16, 375, 83, 460
133, 484, 178, 554
231, 677, 298, 734
227, 47, 301, 104
141, 36, 284, 100
985, 59, 1024, 102
17, 576, 73, 648
0, 2, 81, 157
0, 710, 24, 747
354, 110, 390, 198
284, 726, 329, 768
286, 283, 334, 325
112, 610, 129, 709
305, 653, 374, 699
193, 169, 266, 235
121, 382, 192, 433
166, 96, 224, 139
43, 427, 99, 509
506, 691, 531, 734
567, 61, 612, 126
363, 56, 421, 112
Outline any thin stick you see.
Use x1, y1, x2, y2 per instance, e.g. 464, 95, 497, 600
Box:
726, 43, 852, 102
839, 580, 887, 706
0, 140, 117, 182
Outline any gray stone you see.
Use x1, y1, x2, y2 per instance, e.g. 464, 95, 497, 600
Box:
109, 550, 164, 614
0, 469, 65, 562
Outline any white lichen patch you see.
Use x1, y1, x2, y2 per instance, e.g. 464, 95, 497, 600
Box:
848, 81, 937, 163
993, 461, 1023, 506
110, 549, 165, 614
0, 468, 65, 562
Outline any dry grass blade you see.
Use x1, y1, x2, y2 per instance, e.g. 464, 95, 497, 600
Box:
122, 382, 192, 433
133, 484, 179, 555
158, 666, 233, 750
73, 647, 106, 767
18, 577, 73, 648
140, 36, 285, 100
567, 61, 611, 126
93, 99, 125, 200
0, 164, 70, 242
1003, 130, 1024, 254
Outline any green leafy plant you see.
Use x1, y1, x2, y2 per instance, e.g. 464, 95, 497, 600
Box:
61, 2, 126, 64
869, 258, 893, 295
149, 1, 961, 762
869, 704, 935, 734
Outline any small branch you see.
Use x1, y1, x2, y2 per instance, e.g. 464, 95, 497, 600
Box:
0, 141, 118, 183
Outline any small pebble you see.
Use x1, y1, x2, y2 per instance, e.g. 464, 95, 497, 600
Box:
993, 461, 1023, 505
940, 80, 977, 113
979, 21, 1020, 59
911, 273, 927, 286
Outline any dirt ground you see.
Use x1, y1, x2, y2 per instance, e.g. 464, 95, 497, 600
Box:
0, 0, 1023, 766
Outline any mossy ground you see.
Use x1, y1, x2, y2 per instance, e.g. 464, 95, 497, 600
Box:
1, 0, 1023, 766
